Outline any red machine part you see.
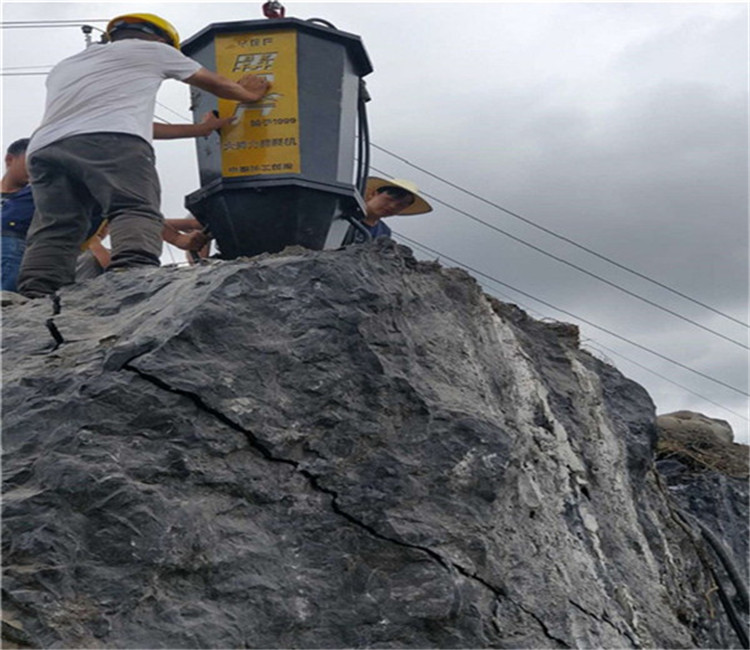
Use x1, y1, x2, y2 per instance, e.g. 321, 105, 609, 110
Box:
262, 1, 286, 19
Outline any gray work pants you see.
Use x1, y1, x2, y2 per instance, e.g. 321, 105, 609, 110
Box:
18, 133, 164, 298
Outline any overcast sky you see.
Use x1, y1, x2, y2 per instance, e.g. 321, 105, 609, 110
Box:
2, 1, 748, 443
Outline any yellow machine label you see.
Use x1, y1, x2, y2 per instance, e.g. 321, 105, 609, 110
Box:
215, 30, 300, 177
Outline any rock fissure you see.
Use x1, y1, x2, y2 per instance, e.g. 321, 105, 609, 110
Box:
568, 598, 637, 645
122, 359, 567, 639
123, 362, 293, 468
516, 601, 573, 648
124, 361, 522, 607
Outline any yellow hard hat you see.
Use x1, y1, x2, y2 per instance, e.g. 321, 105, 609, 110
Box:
106, 13, 180, 49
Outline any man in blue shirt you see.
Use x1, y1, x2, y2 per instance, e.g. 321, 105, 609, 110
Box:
357, 177, 432, 241
1, 138, 34, 292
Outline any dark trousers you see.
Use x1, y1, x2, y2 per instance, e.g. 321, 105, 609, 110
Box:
18, 133, 164, 298
1, 234, 26, 292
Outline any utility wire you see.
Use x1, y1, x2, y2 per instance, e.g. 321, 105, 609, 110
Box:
0, 20, 108, 27
394, 231, 748, 397
0, 24, 98, 30
372, 143, 748, 328
0, 19, 108, 23
403, 234, 748, 417
404, 235, 539, 314
406, 237, 749, 425
1, 65, 53, 71
404, 233, 748, 419
155, 101, 191, 123
586, 341, 748, 422
372, 164, 747, 350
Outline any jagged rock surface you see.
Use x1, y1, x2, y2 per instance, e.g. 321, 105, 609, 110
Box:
1, 240, 746, 648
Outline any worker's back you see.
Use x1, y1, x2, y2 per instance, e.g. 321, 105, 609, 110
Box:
29, 40, 200, 156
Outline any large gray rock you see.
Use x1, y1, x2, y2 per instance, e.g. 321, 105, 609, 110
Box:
657, 411, 735, 445
1, 240, 745, 648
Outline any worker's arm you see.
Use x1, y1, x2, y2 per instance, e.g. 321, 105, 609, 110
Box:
184, 68, 271, 103
162, 225, 210, 251
88, 236, 111, 270
153, 112, 235, 140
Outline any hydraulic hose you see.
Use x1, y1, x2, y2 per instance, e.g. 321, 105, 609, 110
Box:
306, 18, 337, 29
356, 79, 371, 198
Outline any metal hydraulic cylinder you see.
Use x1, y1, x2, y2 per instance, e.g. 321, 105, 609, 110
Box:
181, 18, 372, 259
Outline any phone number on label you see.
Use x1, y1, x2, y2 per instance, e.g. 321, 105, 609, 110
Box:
250, 118, 298, 127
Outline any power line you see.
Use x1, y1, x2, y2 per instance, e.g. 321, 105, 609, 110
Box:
0, 24, 98, 30
0, 20, 107, 28
372, 143, 748, 328
405, 233, 748, 419
371, 164, 747, 350
405, 236, 539, 314
0, 19, 107, 23
155, 101, 191, 123
586, 341, 748, 422
1, 65, 53, 71
394, 231, 748, 397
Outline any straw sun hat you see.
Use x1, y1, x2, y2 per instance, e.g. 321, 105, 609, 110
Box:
365, 177, 433, 216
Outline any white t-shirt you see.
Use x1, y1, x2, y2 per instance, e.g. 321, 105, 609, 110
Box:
28, 40, 202, 155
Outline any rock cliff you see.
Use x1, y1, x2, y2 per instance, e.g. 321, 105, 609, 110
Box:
2, 240, 747, 648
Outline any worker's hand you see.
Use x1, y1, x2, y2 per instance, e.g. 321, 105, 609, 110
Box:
237, 74, 271, 102
174, 230, 211, 251
198, 111, 236, 135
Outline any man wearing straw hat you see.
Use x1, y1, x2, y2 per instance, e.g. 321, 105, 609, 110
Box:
355, 177, 433, 240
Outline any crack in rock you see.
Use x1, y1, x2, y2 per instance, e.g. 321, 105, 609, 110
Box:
123, 363, 549, 620
569, 598, 639, 647
513, 601, 572, 648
